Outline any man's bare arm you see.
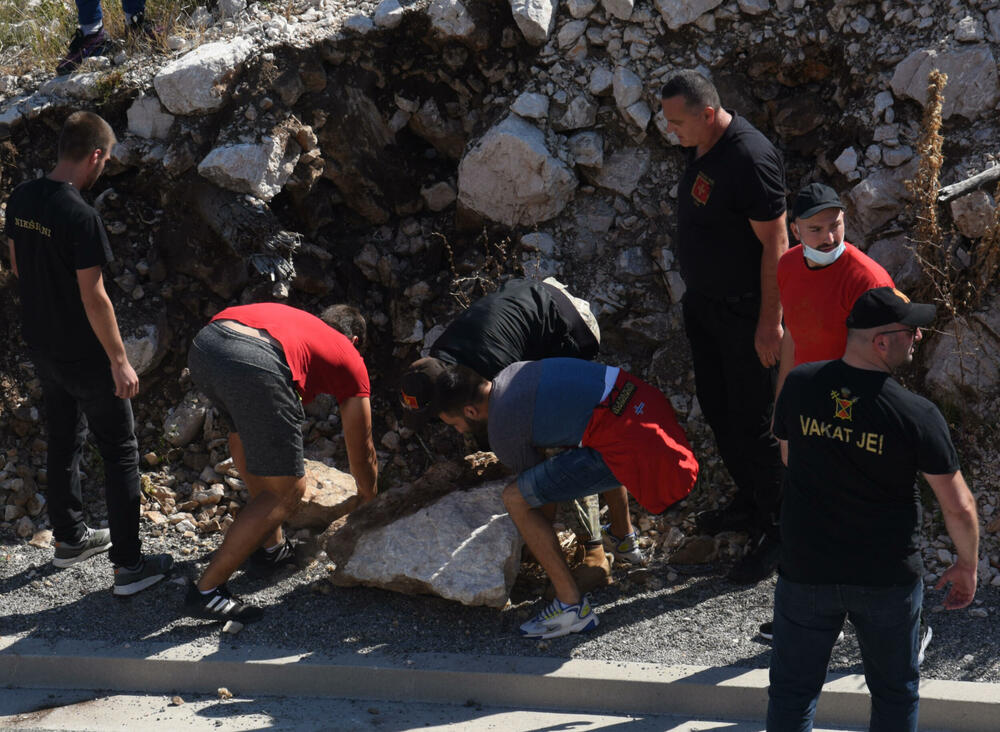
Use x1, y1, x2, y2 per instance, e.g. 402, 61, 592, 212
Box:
77, 265, 138, 399
340, 395, 378, 504
750, 214, 789, 368
925, 470, 979, 610
6, 238, 16, 277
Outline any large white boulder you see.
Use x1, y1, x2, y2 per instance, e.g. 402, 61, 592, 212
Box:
890, 46, 1000, 120
153, 37, 254, 115
126, 94, 174, 140
427, 0, 476, 40
509, 0, 557, 46
458, 115, 578, 227
197, 130, 300, 201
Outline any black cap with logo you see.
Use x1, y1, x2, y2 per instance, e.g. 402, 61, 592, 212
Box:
846, 287, 936, 329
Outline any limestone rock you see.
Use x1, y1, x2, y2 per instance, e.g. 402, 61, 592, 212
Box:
457, 115, 577, 227
511, 92, 550, 120
580, 147, 649, 196
409, 98, 467, 160
153, 37, 254, 115
569, 0, 598, 18
427, 0, 476, 40
127, 94, 175, 140
925, 305, 1000, 414
39, 73, 103, 101
198, 130, 300, 201
374, 0, 405, 28
420, 181, 457, 211
846, 159, 917, 236
613, 66, 643, 111
602, 0, 634, 21
623, 100, 652, 130
163, 392, 209, 448
551, 94, 598, 131
589, 66, 614, 96
654, 0, 725, 30
327, 467, 522, 608
737, 0, 769, 15
509, 0, 557, 46
568, 131, 603, 167
866, 235, 922, 291
124, 322, 168, 376
287, 459, 358, 530
890, 46, 1000, 120
950, 190, 995, 239
217, 0, 245, 18
834, 147, 858, 174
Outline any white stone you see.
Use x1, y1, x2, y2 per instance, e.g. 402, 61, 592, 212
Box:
198, 131, 300, 201
890, 46, 1000, 120
882, 145, 913, 167
558, 19, 588, 48
955, 16, 984, 42
124, 324, 161, 376
153, 37, 254, 115
833, 147, 857, 174
602, 0, 634, 21
39, 73, 102, 101
950, 190, 995, 239
163, 392, 208, 447
582, 147, 649, 196
568, 131, 603, 167
343, 14, 375, 34
847, 160, 917, 235
665, 270, 687, 303
336, 481, 522, 608
737, 0, 769, 15
509, 0, 557, 46
217, 0, 245, 18
126, 94, 174, 140
613, 66, 643, 110
623, 100, 652, 130
873, 90, 894, 117
589, 66, 614, 96
420, 181, 457, 211
988, 9, 1000, 42
520, 232, 558, 256
653, 0, 725, 30
567, 0, 598, 17
457, 115, 577, 227
511, 92, 550, 119
373, 0, 405, 28
551, 95, 597, 131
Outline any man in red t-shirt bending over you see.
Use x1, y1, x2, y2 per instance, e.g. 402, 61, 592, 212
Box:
184, 303, 378, 621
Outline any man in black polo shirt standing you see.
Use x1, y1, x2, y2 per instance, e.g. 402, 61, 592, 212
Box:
5, 111, 172, 595
660, 70, 788, 582
767, 287, 978, 730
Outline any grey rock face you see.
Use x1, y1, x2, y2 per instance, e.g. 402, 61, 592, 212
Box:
950, 190, 995, 239
847, 159, 917, 236
163, 392, 209, 448
509, 0, 557, 46
890, 46, 1000, 120
581, 147, 649, 196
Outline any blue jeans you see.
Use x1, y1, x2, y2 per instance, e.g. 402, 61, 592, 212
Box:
517, 447, 620, 507
31, 350, 142, 567
75, 0, 145, 26
767, 576, 922, 732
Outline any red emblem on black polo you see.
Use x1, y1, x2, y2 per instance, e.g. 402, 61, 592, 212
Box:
691, 172, 713, 206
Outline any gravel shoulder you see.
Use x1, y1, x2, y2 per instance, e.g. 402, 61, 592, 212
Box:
3, 524, 998, 686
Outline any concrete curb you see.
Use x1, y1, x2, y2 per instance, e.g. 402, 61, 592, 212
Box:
1, 634, 997, 730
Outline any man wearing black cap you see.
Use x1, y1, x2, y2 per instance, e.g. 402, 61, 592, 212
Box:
775, 182, 894, 401
401, 357, 698, 639
767, 287, 979, 731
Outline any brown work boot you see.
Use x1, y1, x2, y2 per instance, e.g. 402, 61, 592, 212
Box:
543, 546, 613, 600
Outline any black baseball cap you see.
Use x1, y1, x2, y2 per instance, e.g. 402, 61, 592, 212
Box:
792, 182, 845, 220
846, 287, 936, 329
400, 357, 448, 415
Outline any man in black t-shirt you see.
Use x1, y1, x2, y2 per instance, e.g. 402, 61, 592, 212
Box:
5, 111, 171, 595
660, 70, 788, 583
768, 287, 979, 731
404, 278, 642, 594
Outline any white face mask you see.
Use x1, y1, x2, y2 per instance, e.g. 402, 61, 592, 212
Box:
802, 240, 846, 267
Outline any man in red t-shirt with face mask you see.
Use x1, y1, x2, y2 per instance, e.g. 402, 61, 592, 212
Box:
775, 182, 894, 400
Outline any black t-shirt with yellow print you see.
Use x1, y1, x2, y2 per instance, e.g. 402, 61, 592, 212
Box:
774, 359, 959, 586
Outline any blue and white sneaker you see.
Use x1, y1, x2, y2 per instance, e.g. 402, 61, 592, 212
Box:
519, 596, 599, 639
601, 524, 647, 566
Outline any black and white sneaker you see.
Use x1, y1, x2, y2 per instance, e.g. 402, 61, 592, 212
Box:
113, 553, 173, 596
52, 527, 112, 568
249, 539, 297, 571
185, 582, 263, 623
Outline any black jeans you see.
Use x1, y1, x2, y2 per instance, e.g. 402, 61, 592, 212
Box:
682, 290, 784, 534
30, 349, 142, 567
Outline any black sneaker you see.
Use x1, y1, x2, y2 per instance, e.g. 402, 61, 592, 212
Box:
56, 27, 111, 75
695, 506, 755, 535
124, 10, 158, 41
113, 554, 173, 596
249, 539, 297, 571
52, 527, 112, 568
727, 533, 780, 584
185, 582, 264, 623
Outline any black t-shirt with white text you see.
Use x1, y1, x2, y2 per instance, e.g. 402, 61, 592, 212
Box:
774, 359, 959, 586
430, 279, 597, 380
676, 113, 786, 299
5, 177, 112, 360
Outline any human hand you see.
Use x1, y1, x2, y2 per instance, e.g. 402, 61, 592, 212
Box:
755, 321, 783, 368
935, 562, 977, 610
111, 361, 139, 399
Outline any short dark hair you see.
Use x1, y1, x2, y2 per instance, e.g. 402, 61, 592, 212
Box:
660, 70, 721, 111
58, 111, 115, 162
320, 304, 367, 350
437, 363, 489, 416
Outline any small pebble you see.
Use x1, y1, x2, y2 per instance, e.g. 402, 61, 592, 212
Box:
170, 696, 184, 706
223, 620, 244, 634
217, 687, 233, 700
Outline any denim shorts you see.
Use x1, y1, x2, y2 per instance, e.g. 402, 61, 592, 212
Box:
187, 321, 305, 477
517, 447, 620, 507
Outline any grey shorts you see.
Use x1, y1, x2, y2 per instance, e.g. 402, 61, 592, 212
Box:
188, 321, 305, 477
